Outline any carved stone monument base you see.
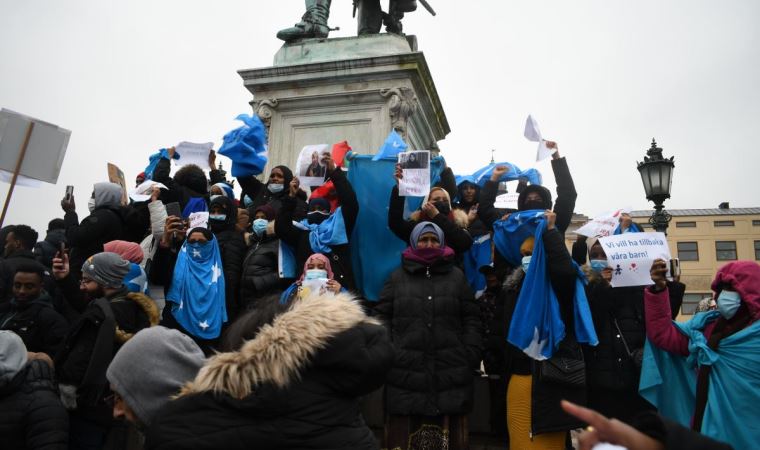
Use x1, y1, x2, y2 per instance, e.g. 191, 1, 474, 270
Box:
238, 33, 449, 171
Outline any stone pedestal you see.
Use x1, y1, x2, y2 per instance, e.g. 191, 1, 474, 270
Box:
237, 33, 450, 171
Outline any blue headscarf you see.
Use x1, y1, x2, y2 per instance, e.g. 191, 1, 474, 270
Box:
166, 231, 227, 339
181, 197, 208, 219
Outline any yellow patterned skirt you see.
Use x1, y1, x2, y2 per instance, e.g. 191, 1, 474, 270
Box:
507, 374, 566, 450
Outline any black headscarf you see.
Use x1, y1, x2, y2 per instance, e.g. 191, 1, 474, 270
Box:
208, 196, 238, 233
517, 185, 553, 211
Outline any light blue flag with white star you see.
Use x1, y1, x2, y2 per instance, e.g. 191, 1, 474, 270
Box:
372, 130, 408, 161
167, 236, 228, 340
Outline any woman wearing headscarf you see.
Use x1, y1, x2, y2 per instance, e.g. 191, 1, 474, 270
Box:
388, 165, 473, 255
104, 240, 149, 295
240, 205, 287, 309
640, 260, 760, 449
144, 290, 393, 450
209, 182, 235, 201
161, 227, 227, 353
208, 196, 247, 321
279, 253, 343, 304
237, 165, 308, 221
376, 221, 482, 450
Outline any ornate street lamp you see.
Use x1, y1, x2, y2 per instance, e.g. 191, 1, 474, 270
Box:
637, 139, 675, 234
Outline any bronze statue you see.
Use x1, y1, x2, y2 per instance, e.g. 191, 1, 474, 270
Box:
277, 0, 435, 42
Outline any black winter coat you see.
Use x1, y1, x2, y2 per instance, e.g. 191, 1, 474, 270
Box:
275, 167, 359, 290
0, 294, 69, 358
238, 174, 308, 221
499, 227, 585, 435
64, 207, 125, 275
33, 229, 66, 269
0, 360, 68, 450
376, 253, 482, 415
145, 293, 393, 450
239, 233, 285, 309
213, 229, 246, 320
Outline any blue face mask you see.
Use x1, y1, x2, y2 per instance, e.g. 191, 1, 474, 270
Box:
252, 219, 268, 236
589, 259, 608, 273
267, 183, 284, 194
243, 195, 254, 208
304, 269, 328, 280
521, 255, 532, 273
716, 290, 741, 319
209, 213, 226, 222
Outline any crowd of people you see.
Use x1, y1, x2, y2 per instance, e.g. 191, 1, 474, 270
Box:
0, 140, 755, 450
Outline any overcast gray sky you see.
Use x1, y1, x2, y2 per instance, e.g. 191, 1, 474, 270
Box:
1, 1, 758, 233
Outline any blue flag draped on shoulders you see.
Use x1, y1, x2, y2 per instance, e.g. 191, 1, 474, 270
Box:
462, 234, 492, 296
639, 311, 760, 449
144, 148, 179, 181
296, 206, 348, 254
217, 113, 268, 178
166, 236, 227, 340
496, 211, 597, 359
347, 153, 445, 301
372, 130, 408, 161
468, 161, 543, 187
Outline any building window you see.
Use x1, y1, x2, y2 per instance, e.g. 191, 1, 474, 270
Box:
753, 220, 760, 226
682, 293, 711, 315
716, 241, 737, 261
677, 242, 699, 261
755, 241, 760, 260
714, 220, 735, 227
676, 221, 696, 228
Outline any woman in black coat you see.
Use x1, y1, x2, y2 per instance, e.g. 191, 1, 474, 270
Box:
238, 165, 308, 221
239, 205, 285, 310
375, 221, 482, 450
208, 196, 247, 320
145, 291, 393, 450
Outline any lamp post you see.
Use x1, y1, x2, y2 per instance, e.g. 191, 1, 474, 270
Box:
637, 139, 675, 234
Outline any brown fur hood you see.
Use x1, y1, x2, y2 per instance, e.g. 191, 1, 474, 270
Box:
181, 292, 379, 399
114, 292, 160, 343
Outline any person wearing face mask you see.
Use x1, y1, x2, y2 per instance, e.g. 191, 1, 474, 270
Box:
640, 260, 760, 449
61, 182, 133, 278
581, 238, 683, 425
388, 166, 473, 256
375, 221, 482, 450
207, 196, 246, 321
275, 152, 359, 290
240, 205, 287, 309
237, 165, 308, 221
279, 253, 343, 304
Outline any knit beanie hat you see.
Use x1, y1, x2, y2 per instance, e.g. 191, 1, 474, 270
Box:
0, 331, 28, 382
106, 326, 205, 426
81, 252, 131, 288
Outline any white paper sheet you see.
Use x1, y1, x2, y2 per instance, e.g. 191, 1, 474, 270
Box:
175, 142, 213, 169
128, 180, 168, 202
575, 208, 632, 238
398, 151, 431, 197
494, 192, 520, 210
524, 115, 556, 162
295, 144, 330, 188
598, 232, 672, 287
187, 211, 209, 232
301, 278, 329, 296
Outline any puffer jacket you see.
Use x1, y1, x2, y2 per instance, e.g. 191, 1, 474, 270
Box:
209, 196, 247, 320
145, 293, 394, 450
0, 359, 68, 450
376, 252, 482, 415
0, 293, 69, 358
33, 228, 67, 269
239, 231, 284, 309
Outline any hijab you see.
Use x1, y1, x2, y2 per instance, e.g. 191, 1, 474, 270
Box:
403, 221, 454, 266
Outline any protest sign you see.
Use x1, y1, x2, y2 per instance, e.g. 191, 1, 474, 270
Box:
295, 144, 330, 188
175, 142, 213, 169
494, 192, 520, 210
524, 115, 555, 162
575, 208, 631, 238
598, 232, 672, 288
187, 211, 209, 232
129, 180, 168, 202
398, 151, 431, 197
107, 163, 128, 205
301, 278, 329, 297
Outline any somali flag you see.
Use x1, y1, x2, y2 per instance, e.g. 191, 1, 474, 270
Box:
347, 153, 444, 300
144, 148, 179, 180
496, 212, 597, 359
372, 130, 408, 161
469, 161, 543, 186
217, 113, 268, 177
167, 236, 227, 340
296, 207, 348, 254
462, 234, 492, 296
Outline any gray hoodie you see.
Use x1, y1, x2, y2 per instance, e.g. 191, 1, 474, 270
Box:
0, 330, 27, 385
93, 182, 123, 209
106, 326, 205, 427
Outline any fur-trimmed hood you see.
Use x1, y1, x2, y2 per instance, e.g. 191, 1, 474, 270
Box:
114, 292, 160, 344
182, 292, 379, 399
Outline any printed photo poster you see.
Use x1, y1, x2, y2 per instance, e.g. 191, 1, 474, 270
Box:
107, 163, 128, 205
296, 144, 330, 188
598, 232, 672, 288
575, 208, 632, 238
398, 150, 431, 197
301, 278, 330, 297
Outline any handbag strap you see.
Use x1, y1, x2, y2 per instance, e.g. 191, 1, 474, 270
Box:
611, 315, 635, 359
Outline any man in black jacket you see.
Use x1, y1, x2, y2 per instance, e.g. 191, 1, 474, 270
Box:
275, 152, 359, 290
0, 330, 69, 450
0, 262, 68, 358
33, 218, 66, 269
0, 224, 39, 302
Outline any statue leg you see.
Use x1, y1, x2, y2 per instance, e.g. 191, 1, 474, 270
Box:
356, 0, 382, 35
276, 0, 332, 42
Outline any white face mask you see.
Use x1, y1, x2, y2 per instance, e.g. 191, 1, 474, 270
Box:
88, 198, 96, 213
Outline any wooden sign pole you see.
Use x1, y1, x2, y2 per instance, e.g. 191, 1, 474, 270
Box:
0, 121, 35, 227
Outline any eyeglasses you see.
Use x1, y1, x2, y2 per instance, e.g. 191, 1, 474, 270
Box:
79, 278, 97, 286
